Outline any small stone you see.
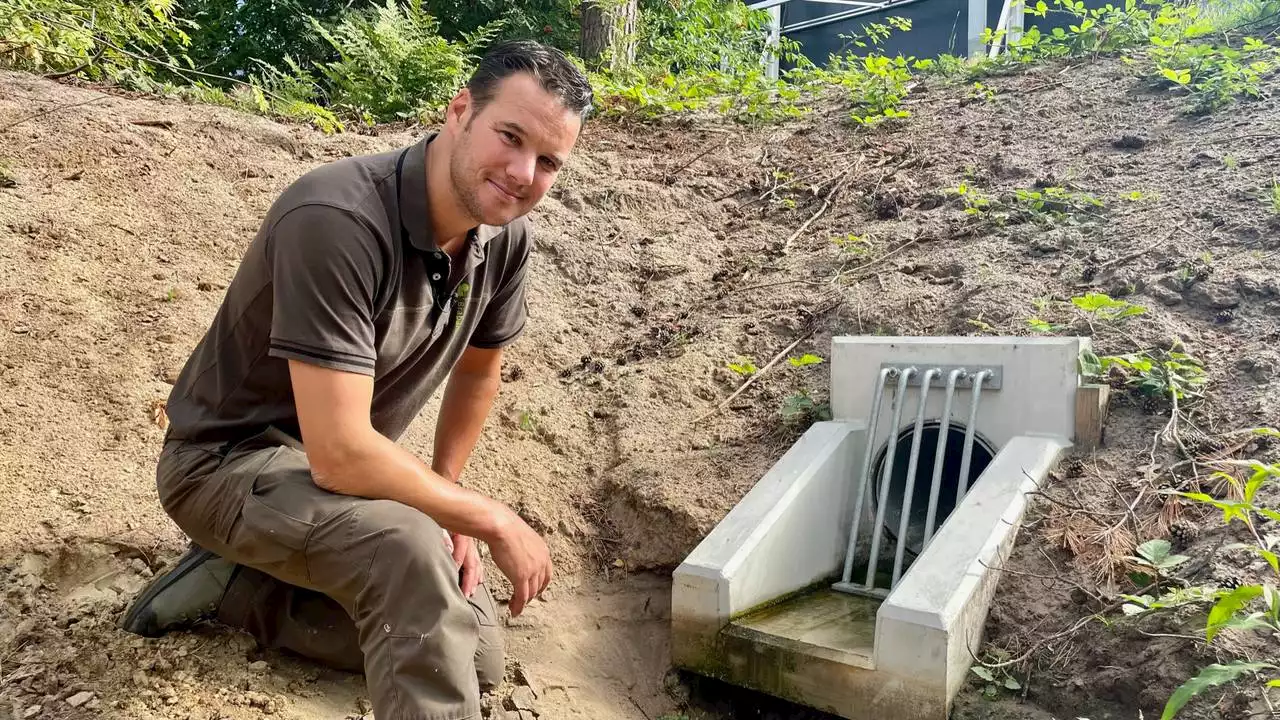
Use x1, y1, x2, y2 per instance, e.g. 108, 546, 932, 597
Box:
66, 691, 95, 707
1112, 134, 1147, 150
248, 660, 270, 673
22, 706, 42, 719
1187, 282, 1240, 310
510, 686, 536, 711
1148, 284, 1183, 306
559, 190, 586, 213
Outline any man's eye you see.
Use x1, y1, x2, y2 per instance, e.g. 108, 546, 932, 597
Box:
539, 158, 558, 171
501, 131, 518, 144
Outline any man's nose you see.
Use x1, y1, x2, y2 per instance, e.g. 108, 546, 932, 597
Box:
507, 151, 536, 187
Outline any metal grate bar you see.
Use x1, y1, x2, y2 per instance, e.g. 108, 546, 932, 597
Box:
922, 369, 965, 544
957, 370, 992, 501
891, 368, 938, 586
839, 367, 895, 586
834, 363, 1000, 599
862, 367, 915, 589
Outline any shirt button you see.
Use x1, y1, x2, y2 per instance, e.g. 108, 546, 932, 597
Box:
433, 252, 443, 259
431, 273, 442, 281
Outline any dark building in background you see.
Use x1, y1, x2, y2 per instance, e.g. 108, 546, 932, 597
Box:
776, 0, 1116, 65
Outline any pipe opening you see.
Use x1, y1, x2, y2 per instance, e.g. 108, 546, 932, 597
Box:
871, 421, 996, 558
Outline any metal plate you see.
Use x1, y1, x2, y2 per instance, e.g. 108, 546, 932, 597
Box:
878, 363, 1003, 390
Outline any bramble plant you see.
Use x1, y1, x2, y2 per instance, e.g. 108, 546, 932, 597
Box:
1123, 539, 1190, 591
1071, 292, 1146, 323
727, 357, 758, 376
1150, 34, 1278, 114
1013, 186, 1104, 224
1080, 346, 1208, 402
970, 649, 1023, 698
949, 183, 994, 215
1157, 441, 1280, 719
781, 389, 831, 426
788, 353, 825, 367
833, 232, 873, 256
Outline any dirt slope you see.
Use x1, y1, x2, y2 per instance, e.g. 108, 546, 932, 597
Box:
1, 51, 1278, 720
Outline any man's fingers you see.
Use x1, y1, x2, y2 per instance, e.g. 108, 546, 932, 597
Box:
451, 535, 468, 569
461, 562, 479, 597
509, 583, 528, 617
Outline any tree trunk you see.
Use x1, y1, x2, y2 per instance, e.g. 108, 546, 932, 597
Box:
579, 0, 637, 71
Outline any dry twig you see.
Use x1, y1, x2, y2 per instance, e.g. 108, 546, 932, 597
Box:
778, 166, 853, 254
696, 329, 817, 423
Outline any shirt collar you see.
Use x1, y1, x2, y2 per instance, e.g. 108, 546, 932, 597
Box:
398, 133, 499, 268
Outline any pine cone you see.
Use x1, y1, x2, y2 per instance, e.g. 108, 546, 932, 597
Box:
1108, 364, 1129, 390
1213, 567, 1247, 590
1063, 457, 1086, 478
1141, 394, 1164, 414
1170, 520, 1199, 549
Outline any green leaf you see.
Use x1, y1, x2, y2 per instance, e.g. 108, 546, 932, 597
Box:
1137, 539, 1173, 564
1003, 676, 1022, 690
788, 354, 825, 367
1256, 549, 1280, 576
971, 666, 995, 682
1162, 662, 1274, 720
1072, 292, 1118, 312
1028, 317, 1056, 333
1245, 466, 1270, 504
1206, 586, 1262, 642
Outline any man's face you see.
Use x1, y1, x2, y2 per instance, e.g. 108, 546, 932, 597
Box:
446, 73, 582, 227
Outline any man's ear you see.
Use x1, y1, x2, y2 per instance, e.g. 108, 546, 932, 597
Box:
447, 88, 473, 129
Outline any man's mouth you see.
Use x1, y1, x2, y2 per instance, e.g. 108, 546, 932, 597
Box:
488, 180, 522, 202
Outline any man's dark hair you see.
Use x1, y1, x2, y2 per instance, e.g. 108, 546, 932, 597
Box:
466, 40, 594, 122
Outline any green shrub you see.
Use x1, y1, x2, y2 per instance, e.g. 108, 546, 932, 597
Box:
0, 0, 192, 80
309, 0, 502, 123
637, 0, 773, 74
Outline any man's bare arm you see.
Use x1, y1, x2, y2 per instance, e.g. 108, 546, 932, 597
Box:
432, 345, 503, 483
287, 359, 551, 614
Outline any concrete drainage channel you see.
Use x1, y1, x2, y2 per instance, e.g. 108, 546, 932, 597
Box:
672, 336, 1094, 720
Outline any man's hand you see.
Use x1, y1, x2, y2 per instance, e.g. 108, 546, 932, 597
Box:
450, 533, 485, 597
488, 514, 553, 617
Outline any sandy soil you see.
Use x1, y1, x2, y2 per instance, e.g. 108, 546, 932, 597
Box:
1, 51, 1278, 720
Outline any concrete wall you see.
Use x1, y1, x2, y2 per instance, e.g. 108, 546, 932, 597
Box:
874, 434, 1068, 710
831, 336, 1089, 451
672, 421, 865, 668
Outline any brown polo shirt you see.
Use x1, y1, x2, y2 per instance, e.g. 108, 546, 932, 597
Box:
164, 134, 530, 445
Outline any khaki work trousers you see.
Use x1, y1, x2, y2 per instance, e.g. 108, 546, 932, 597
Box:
155, 427, 503, 720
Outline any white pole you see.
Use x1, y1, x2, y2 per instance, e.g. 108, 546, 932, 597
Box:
988, 0, 1011, 58
967, 0, 988, 58
1008, 0, 1025, 47
764, 4, 782, 80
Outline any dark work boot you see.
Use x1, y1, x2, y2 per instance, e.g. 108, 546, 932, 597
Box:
119, 544, 238, 637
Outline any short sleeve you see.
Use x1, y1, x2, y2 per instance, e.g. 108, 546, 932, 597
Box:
266, 204, 384, 375
469, 224, 531, 349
